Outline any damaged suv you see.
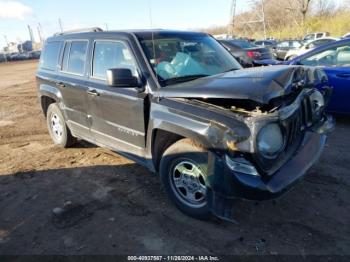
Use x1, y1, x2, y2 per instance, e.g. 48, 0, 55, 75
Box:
37, 29, 334, 220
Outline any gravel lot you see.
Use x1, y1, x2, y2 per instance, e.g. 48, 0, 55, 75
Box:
0, 61, 349, 256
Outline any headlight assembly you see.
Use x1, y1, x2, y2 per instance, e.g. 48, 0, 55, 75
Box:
310, 90, 325, 113
257, 123, 285, 159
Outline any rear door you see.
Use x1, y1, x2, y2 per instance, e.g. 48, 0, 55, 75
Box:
85, 39, 147, 154
59, 40, 91, 138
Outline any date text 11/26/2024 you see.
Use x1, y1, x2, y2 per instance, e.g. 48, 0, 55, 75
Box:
127, 256, 220, 261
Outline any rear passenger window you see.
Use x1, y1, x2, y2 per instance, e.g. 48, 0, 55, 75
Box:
62, 41, 88, 75
40, 41, 61, 70
92, 41, 137, 79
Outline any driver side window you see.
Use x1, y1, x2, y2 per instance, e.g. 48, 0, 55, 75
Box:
92, 41, 138, 80
300, 44, 350, 67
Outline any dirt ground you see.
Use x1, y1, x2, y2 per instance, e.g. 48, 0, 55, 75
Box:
0, 60, 349, 256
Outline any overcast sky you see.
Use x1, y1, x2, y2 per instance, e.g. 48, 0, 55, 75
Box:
0, 0, 345, 49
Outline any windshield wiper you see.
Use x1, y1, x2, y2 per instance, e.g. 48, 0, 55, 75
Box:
161, 74, 210, 86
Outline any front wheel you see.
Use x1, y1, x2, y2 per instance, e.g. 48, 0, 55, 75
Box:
46, 103, 76, 148
159, 139, 210, 219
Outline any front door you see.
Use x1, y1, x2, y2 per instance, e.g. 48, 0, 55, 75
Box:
298, 41, 350, 113
324, 67, 350, 113
86, 40, 147, 154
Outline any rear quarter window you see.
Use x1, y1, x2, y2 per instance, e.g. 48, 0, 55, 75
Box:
40, 41, 62, 71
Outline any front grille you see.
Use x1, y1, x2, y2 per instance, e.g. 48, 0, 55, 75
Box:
253, 92, 316, 176
301, 96, 315, 128
285, 95, 314, 150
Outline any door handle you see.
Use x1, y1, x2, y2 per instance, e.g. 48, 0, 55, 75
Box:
56, 82, 66, 88
87, 89, 100, 96
336, 73, 350, 78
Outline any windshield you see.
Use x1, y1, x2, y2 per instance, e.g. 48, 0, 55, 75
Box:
229, 40, 256, 49
304, 34, 315, 41
137, 33, 241, 86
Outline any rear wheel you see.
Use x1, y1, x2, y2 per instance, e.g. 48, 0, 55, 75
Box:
46, 103, 76, 148
159, 139, 210, 219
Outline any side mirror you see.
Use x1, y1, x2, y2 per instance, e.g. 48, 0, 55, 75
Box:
106, 68, 142, 88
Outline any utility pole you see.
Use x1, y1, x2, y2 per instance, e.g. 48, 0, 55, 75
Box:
58, 18, 63, 33
4, 35, 9, 47
236, 0, 267, 39
228, 0, 237, 37
2, 36, 8, 62
37, 23, 43, 44
27, 25, 34, 42
261, 0, 267, 39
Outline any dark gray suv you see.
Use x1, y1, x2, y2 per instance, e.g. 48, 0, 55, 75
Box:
37, 28, 334, 220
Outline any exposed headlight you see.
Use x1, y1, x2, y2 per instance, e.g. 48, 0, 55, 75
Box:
310, 90, 325, 113
257, 123, 284, 159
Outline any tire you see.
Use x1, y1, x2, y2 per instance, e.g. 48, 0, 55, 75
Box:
159, 138, 210, 219
46, 103, 76, 148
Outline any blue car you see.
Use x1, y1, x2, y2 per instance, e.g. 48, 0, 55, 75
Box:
256, 39, 350, 114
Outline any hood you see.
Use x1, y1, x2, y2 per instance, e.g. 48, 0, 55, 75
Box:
158, 65, 328, 105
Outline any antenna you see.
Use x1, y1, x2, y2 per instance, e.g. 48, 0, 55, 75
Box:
58, 18, 63, 33
148, 0, 158, 84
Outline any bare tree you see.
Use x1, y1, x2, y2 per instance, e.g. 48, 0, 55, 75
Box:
312, 0, 337, 17
298, 0, 312, 23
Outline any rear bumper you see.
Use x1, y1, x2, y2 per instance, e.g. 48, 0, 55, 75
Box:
208, 114, 334, 209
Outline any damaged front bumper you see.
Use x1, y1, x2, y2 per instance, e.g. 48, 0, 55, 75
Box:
207, 114, 334, 218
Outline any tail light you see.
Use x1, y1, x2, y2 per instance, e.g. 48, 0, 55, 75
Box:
247, 51, 261, 59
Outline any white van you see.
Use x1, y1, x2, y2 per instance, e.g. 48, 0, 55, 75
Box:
303, 32, 330, 43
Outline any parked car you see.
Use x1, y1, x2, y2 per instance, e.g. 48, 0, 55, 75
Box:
9, 53, 20, 61
256, 38, 350, 114
28, 50, 41, 59
303, 32, 330, 43
342, 32, 350, 39
254, 40, 277, 48
17, 53, 31, 60
0, 53, 6, 63
37, 28, 333, 220
285, 37, 338, 61
274, 40, 303, 60
219, 39, 274, 67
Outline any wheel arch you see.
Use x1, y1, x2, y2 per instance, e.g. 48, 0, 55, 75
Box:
150, 123, 211, 172
38, 85, 63, 116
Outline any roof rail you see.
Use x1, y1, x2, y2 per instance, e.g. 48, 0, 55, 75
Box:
54, 27, 103, 36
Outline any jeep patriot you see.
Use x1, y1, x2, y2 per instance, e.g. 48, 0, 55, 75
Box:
37, 28, 334, 220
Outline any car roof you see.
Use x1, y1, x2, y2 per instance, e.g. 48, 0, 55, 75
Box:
308, 37, 339, 43
279, 40, 301, 42
46, 29, 208, 42
291, 38, 350, 62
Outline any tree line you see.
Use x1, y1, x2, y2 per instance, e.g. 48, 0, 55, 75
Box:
204, 0, 350, 39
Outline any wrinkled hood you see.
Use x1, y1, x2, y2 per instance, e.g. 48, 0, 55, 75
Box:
158, 65, 327, 105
